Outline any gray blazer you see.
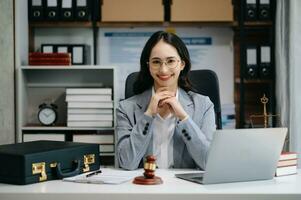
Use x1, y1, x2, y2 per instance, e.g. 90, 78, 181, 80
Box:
116, 88, 216, 170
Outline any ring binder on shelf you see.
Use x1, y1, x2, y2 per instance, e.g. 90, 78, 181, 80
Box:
60, 0, 74, 21
245, 46, 258, 79
245, 0, 257, 21
45, 0, 60, 21
28, 0, 45, 21
258, 0, 271, 20
259, 45, 272, 79
74, 0, 91, 21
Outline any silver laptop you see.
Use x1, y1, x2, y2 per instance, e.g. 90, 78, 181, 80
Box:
176, 128, 287, 184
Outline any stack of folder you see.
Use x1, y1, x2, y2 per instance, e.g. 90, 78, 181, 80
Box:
29, 52, 71, 66
66, 88, 113, 127
275, 152, 298, 177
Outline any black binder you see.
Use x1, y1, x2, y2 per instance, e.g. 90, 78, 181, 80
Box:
71, 44, 86, 65
45, 0, 60, 21
258, 0, 271, 20
28, 0, 45, 21
74, 0, 91, 21
259, 45, 272, 79
60, 0, 74, 21
245, 46, 258, 79
244, 0, 257, 21
92, 0, 101, 22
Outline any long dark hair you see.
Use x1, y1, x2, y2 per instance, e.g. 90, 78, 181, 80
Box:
133, 31, 192, 94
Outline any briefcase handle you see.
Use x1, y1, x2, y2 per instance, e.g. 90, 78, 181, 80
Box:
55, 160, 81, 179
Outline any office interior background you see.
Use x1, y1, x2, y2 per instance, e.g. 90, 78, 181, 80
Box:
0, 0, 300, 167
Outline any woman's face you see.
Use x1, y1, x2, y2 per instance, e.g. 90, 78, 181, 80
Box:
148, 40, 185, 90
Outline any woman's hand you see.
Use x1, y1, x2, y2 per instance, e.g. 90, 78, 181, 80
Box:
160, 96, 188, 120
145, 87, 174, 117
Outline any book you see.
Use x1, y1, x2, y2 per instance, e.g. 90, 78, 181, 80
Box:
277, 159, 298, 167
66, 94, 112, 102
279, 152, 298, 161
73, 134, 114, 144
29, 52, 71, 58
67, 121, 113, 127
68, 102, 113, 109
276, 165, 297, 177
67, 114, 113, 121
66, 88, 112, 95
67, 108, 113, 115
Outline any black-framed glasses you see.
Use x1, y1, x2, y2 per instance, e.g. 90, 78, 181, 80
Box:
147, 57, 180, 69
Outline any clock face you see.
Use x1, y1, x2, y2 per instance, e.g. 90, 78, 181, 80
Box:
38, 107, 56, 125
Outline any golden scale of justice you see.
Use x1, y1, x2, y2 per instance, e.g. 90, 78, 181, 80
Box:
250, 94, 279, 128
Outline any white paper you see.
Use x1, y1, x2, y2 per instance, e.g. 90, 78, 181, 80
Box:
72, 46, 83, 64
63, 168, 140, 184
42, 45, 54, 53
57, 46, 69, 53
247, 0, 256, 4
32, 0, 42, 6
261, 46, 271, 63
47, 0, 58, 7
247, 48, 257, 65
259, 0, 270, 5
76, 0, 87, 7
62, 0, 72, 8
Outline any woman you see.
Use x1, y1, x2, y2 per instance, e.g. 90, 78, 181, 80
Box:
117, 31, 216, 170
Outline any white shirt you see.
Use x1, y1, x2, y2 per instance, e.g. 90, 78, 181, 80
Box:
152, 88, 178, 168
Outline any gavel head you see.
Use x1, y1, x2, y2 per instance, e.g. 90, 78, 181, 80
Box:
143, 155, 157, 179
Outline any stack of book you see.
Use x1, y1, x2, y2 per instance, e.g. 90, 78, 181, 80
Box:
29, 52, 71, 66
275, 152, 298, 177
66, 88, 113, 127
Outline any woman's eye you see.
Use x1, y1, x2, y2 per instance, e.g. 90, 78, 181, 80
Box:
167, 59, 176, 64
152, 60, 161, 65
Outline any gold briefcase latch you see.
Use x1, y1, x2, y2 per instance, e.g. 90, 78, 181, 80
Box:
83, 154, 95, 172
32, 162, 47, 182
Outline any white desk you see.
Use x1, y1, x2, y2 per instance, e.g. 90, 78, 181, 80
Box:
0, 169, 300, 200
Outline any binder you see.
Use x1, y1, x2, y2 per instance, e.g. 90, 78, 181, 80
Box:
245, 0, 257, 21
92, 0, 101, 22
56, 44, 70, 53
71, 45, 85, 65
45, 0, 60, 21
259, 45, 272, 79
28, 0, 45, 21
258, 0, 271, 20
41, 44, 55, 53
245, 46, 258, 79
74, 0, 91, 21
60, 0, 74, 21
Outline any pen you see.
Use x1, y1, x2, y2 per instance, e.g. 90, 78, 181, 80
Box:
86, 170, 102, 177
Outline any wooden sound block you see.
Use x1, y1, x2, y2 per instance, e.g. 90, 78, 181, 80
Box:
133, 176, 163, 185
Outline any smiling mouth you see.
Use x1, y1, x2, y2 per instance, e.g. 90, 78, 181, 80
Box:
157, 74, 174, 81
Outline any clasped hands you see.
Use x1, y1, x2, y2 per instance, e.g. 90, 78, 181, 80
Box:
145, 87, 188, 121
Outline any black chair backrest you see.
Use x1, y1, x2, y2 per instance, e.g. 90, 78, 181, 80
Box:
125, 69, 222, 129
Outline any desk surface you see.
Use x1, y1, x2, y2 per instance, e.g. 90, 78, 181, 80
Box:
0, 169, 300, 200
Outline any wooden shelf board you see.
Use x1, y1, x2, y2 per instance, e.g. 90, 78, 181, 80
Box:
29, 21, 93, 28
22, 125, 114, 131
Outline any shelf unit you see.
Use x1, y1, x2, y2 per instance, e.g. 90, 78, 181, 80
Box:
233, 0, 276, 128
16, 66, 117, 165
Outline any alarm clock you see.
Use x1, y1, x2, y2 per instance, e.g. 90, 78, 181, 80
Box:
38, 103, 58, 126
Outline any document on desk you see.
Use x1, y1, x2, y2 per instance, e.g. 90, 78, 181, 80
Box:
63, 168, 141, 184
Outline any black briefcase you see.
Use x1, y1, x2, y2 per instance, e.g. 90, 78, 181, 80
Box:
0, 140, 100, 185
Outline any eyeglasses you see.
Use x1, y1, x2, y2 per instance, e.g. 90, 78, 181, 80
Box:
147, 58, 180, 69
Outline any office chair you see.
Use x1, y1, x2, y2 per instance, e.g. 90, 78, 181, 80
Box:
125, 69, 222, 129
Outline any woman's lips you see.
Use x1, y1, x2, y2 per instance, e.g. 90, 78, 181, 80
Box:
157, 74, 173, 81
